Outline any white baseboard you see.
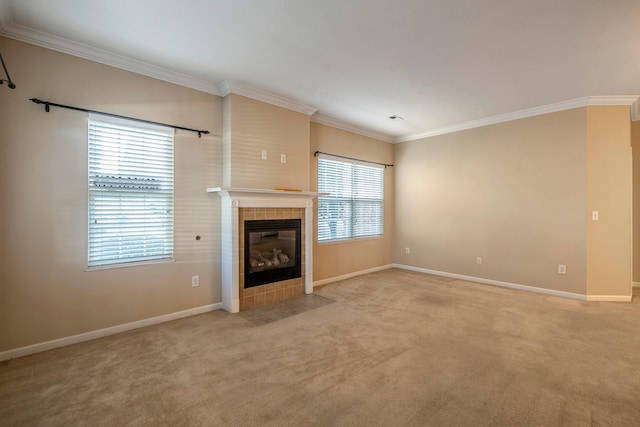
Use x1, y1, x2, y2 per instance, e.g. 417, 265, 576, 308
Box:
585, 295, 632, 302
313, 264, 394, 287
392, 264, 587, 301
0, 302, 223, 362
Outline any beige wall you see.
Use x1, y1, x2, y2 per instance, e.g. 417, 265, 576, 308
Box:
0, 37, 223, 352
310, 123, 394, 281
632, 119, 640, 284
224, 94, 310, 191
394, 109, 588, 294
586, 106, 632, 296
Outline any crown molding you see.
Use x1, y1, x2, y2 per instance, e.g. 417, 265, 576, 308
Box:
0, 22, 222, 95
219, 80, 317, 116
397, 95, 640, 143
629, 98, 640, 121
586, 95, 639, 106
311, 113, 394, 143
397, 98, 588, 142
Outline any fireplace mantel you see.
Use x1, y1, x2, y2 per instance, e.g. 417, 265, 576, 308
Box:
208, 187, 323, 204
208, 187, 324, 312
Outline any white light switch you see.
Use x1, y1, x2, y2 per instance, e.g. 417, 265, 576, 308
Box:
261, 150, 267, 160
591, 211, 599, 221
281, 154, 287, 163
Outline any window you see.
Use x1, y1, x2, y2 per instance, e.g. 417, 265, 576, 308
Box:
88, 114, 174, 267
317, 155, 384, 242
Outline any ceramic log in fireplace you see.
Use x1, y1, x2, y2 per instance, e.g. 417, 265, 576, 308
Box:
244, 219, 302, 288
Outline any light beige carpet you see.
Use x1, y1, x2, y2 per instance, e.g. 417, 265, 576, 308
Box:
1, 269, 640, 426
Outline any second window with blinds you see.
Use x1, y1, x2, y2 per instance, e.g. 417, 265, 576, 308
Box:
317, 155, 384, 242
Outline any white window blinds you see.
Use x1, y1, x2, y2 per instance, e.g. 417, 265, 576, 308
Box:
88, 115, 174, 267
317, 156, 384, 242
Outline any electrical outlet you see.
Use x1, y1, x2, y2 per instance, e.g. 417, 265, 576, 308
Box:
191, 275, 200, 287
476, 256, 482, 265
261, 150, 267, 160
405, 247, 410, 254
281, 154, 287, 163
592, 211, 599, 221
558, 265, 566, 275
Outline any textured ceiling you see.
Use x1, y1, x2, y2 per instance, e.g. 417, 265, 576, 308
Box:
1, 0, 639, 141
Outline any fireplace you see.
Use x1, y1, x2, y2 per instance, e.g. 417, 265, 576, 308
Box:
244, 219, 301, 287
208, 187, 323, 312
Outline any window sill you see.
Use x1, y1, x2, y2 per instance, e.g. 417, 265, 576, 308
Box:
317, 235, 384, 246
86, 258, 175, 271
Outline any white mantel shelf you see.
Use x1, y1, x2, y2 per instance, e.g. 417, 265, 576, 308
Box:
207, 187, 324, 200
208, 187, 322, 196
209, 187, 324, 313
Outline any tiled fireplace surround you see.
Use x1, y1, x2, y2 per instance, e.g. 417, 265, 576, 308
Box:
208, 188, 321, 312
239, 207, 305, 310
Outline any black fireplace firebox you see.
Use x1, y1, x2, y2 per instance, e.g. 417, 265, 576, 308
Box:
244, 219, 301, 288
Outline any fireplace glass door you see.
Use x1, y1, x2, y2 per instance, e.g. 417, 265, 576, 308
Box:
244, 219, 301, 288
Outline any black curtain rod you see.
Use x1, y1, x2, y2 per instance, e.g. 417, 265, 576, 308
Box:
29, 98, 210, 138
314, 151, 393, 168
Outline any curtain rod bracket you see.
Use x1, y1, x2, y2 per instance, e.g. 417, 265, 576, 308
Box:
29, 98, 50, 112
0, 53, 16, 89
